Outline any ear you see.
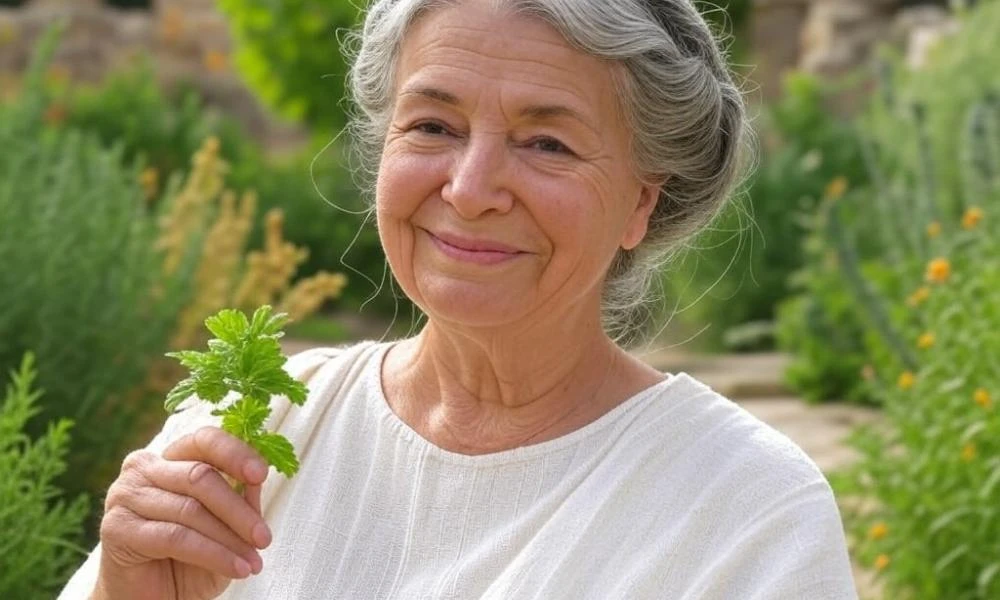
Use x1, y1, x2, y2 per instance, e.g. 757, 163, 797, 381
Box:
620, 182, 661, 250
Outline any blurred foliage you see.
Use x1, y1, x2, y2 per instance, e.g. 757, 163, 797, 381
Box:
217, 0, 363, 131
665, 72, 867, 352
776, 2, 1000, 595
0, 26, 198, 520
0, 353, 90, 600
34, 57, 398, 319
1, 28, 354, 548
48, 60, 256, 195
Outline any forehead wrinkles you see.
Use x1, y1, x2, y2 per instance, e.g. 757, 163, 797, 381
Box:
397, 19, 620, 123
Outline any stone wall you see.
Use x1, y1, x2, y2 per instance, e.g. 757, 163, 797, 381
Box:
0, 0, 961, 123
751, 0, 955, 103
0, 0, 302, 143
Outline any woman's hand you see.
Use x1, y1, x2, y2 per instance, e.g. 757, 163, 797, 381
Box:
94, 426, 272, 600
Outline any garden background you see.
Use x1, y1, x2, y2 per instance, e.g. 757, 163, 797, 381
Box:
1, 0, 997, 598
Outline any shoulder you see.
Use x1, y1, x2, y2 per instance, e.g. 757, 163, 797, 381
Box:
605, 375, 857, 597
608, 371, 840, 537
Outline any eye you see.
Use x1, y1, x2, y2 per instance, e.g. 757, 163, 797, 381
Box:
530, 136, 574, 155
413, 121, 450, 136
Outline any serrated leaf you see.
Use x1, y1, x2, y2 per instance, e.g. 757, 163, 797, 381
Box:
205, 309, 249, 345
193, 378, 229, 404
249, 432, 299, 477
248, 305, 289, 338
218, 397, 271, 440
164, 378, 197, 412
165, 350, 211, 371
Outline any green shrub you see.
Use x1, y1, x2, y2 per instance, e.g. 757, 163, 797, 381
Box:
0, 28, 195, 511
665, 73, 867, 351
793, 3, 1000, 595
0, 353, 90, 600
217, 0, 363, 130
46, 60, 256, 197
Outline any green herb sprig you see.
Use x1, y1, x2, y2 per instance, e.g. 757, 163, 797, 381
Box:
164, 306, 308, 477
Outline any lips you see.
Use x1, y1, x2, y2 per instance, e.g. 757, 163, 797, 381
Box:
424, 230, 525, 265
430, 231, 521, 254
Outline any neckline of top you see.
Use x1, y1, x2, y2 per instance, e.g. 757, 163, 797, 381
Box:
360, 341, 710, 468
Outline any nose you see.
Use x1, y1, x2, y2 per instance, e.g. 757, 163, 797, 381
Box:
441, 133, 514, 219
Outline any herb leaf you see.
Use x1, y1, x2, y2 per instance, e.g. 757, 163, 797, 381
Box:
164, 305, 309, 476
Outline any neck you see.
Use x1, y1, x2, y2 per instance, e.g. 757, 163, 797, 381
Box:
381, 312, 660, 454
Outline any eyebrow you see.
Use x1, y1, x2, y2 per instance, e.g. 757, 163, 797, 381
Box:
400, 85, 595, 129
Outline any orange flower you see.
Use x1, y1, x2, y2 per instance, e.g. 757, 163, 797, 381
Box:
961, 443, 977, 462
43, 103, 67, 126
897, 371, 916, 391
203, 50, 229, 74
46, 64, 71, 86
868, 522, 888, 540
926, 221, 942, 239
925, 258, 951, 284
874, 554, 890, 571
974, 388, 992, 410
825, 176, 848, 200
962, 206, 984, 230
907, 286, 931, 307
917, 332, 935, 350
160, 7, 185, 44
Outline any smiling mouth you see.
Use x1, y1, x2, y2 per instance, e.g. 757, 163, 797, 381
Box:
425, 230, 525, 266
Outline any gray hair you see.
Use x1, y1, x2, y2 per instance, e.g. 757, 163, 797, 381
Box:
345, 0, 751, 344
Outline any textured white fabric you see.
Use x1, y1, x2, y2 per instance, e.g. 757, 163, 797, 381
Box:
59, 341, 858, 599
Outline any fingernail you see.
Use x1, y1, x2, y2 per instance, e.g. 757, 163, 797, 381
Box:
253, 521, 272, 549
246, 550, 264, 574
234, 556, 251, 578
245, 460, 267, 482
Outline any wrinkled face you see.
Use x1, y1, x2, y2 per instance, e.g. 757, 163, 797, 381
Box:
376, 0, 658, 331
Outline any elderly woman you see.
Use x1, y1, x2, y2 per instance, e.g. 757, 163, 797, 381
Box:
61, 0, 858, 598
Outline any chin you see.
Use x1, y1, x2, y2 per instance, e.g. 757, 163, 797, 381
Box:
414, 276, 531, 330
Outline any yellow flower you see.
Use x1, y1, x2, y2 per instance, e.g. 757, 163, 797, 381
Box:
140, 167, 159, 201
925, 258, 951, 284
961, 443, 977, 462
974, 388, 992, 410
917, 332, 935, 350
874, 554, 890, 571
962, 206, 984, 230
825, 176, 848, 200
907, 286, 931, 307
868, 522, 888, 540
926, 221, 942, 239
897, 371, 916, 391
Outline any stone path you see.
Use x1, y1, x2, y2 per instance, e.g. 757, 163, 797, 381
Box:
281, 338, 886, 598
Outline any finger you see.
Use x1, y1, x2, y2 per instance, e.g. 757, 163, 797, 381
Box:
163, 426, 269, 486
124, 509, 258, 580
123, 484, 263, 572
144, 459, 271, 550
244, 483, 263, 516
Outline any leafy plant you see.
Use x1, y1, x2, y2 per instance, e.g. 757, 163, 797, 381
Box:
0, 353, 90, 600
0, 26, 196, 506
665, 72, 867, 351
165, 306, 308, 477
216, 0, 363, 130
786, 3, 1000, 594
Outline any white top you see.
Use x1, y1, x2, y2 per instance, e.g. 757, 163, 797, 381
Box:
60, 341, 859, 599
